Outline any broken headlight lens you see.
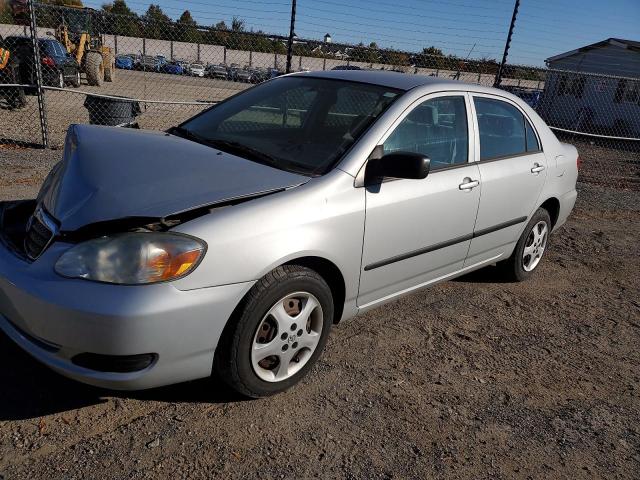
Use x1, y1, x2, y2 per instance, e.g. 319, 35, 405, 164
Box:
54, 232, 206, 284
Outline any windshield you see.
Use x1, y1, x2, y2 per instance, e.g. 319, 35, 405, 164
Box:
177, 77, 402, 176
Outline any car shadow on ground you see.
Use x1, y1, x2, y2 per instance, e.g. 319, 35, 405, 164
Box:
0, 332, 248, 421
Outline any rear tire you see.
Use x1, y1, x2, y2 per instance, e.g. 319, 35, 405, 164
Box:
71, 70, 81, 88
214, 265, 334, 398
85, 52, 104, 86
498, 208, 551, 282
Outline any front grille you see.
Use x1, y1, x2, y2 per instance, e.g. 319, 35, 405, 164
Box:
24, 208, 57, 260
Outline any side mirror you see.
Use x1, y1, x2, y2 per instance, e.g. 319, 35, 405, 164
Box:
366, 151, 430, 182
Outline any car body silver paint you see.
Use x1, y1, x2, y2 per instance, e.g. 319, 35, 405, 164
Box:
0, 71, 578, 389
39, 124, 310, 231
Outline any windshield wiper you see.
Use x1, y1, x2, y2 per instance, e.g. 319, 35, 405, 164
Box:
168, 127, 310, 175
205, 139, 282, 169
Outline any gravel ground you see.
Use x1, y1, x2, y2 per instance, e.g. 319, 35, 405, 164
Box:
0, 143, 639, 479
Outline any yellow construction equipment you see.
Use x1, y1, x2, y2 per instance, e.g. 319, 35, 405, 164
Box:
10, 1, 115, 86
54, 5, 115, 86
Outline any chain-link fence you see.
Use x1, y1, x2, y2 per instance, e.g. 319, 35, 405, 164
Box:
0, 1, 638, 189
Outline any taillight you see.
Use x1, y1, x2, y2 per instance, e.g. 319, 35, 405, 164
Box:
576, 155, 582, 169
42, 56, 55, 67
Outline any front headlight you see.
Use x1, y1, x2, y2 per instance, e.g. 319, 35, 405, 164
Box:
55, 232, 206, 285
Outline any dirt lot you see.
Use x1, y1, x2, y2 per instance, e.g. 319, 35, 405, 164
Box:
0, 141, 639, 479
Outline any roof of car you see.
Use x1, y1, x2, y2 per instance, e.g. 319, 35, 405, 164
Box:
290, 69, 465, 91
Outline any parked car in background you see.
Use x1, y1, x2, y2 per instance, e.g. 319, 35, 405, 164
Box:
206, 63, 228, 80
156, 55, 167, 69
189, 62, 205, 77
229, 63, 252, 82
0, 71, 578, 399
247, 67, 271, 84
162, 61, 184, 75
135, 54, 161, 72
4, 36, 80, 88
115, 54, 134, 70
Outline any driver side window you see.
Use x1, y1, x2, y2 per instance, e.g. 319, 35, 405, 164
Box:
383, 96, 469, 170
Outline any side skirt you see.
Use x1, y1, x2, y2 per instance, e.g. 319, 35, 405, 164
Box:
357, 253, 503, 313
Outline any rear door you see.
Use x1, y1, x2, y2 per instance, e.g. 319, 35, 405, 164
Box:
465, 93, 547, 266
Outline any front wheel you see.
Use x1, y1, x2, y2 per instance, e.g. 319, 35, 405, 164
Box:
214, 265, 334, 398
498, 208, 551, 282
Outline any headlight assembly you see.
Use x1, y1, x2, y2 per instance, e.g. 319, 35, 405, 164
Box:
55, 232, 206, 285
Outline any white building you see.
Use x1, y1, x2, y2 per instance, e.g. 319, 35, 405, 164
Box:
539, 38, 640, 137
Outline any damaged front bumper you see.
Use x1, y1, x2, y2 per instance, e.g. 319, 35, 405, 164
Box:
0, 201, 253, 390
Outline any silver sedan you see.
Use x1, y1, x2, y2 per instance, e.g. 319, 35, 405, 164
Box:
0, 70, 578, 397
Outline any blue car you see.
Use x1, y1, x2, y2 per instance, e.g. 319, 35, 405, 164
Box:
162, 61, 184, 75
115, 55, 134, 70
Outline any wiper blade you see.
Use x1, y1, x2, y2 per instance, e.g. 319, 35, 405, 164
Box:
167, 126, 210, 145
206, 139, 281, 168
168, 128, 309, 175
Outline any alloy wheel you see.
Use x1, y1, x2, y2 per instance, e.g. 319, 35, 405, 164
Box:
522, 220, 548, 271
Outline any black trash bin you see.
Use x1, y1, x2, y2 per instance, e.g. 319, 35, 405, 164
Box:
84, 94, 141, 126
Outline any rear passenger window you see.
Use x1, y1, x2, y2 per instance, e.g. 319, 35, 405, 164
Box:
525, 119, 540, 152
474, 97, 528, 160
383, 96, 468, 170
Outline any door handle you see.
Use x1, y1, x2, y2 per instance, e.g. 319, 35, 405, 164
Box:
531, 163, 545, 174
459, 178, 480, 190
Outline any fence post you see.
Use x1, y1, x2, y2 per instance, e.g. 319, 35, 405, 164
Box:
494, 0, 520, 88
27, 0, 48, 148
285, 0, 296, 73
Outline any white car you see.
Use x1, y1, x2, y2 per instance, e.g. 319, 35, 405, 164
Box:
189, 63, 205, 77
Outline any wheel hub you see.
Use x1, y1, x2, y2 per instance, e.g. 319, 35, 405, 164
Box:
251, 292, 323, 382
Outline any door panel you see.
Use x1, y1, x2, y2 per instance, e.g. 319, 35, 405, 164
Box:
466, 94, 547, 265
358, 163, 481, 307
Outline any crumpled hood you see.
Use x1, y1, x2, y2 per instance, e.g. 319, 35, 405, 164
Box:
38, 124, 310, 231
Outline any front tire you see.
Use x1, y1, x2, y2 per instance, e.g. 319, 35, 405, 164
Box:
499, 208, 551, 282
85, 52, 104, 86
214, 265, 334, 398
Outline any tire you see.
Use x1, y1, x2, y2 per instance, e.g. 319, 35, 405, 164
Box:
6, 63, 26, 109
104, 53, 115, 82
498, 208, 551, 282
214, 265, 334, 398
71, 70, 81, 88
85, 52, 104, 86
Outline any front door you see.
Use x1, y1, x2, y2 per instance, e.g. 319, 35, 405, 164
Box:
358, 94, 481, 308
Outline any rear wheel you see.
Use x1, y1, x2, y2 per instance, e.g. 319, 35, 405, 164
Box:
214, 265, 334, 398
498, 208, 551, 282
71, 70, 81, 88
85, 52, 104, 86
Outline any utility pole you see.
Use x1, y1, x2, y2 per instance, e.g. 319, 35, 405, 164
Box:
494, 0, 520, 88
285, 0, 297, 74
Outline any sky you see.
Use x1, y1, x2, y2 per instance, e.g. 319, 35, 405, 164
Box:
82, 0, 640, 67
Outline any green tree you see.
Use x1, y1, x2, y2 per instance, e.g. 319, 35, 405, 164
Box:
142, 4, 171, 40
231, 16, 245, 32
101, 0, 140, 37
176, 9, 200, 42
